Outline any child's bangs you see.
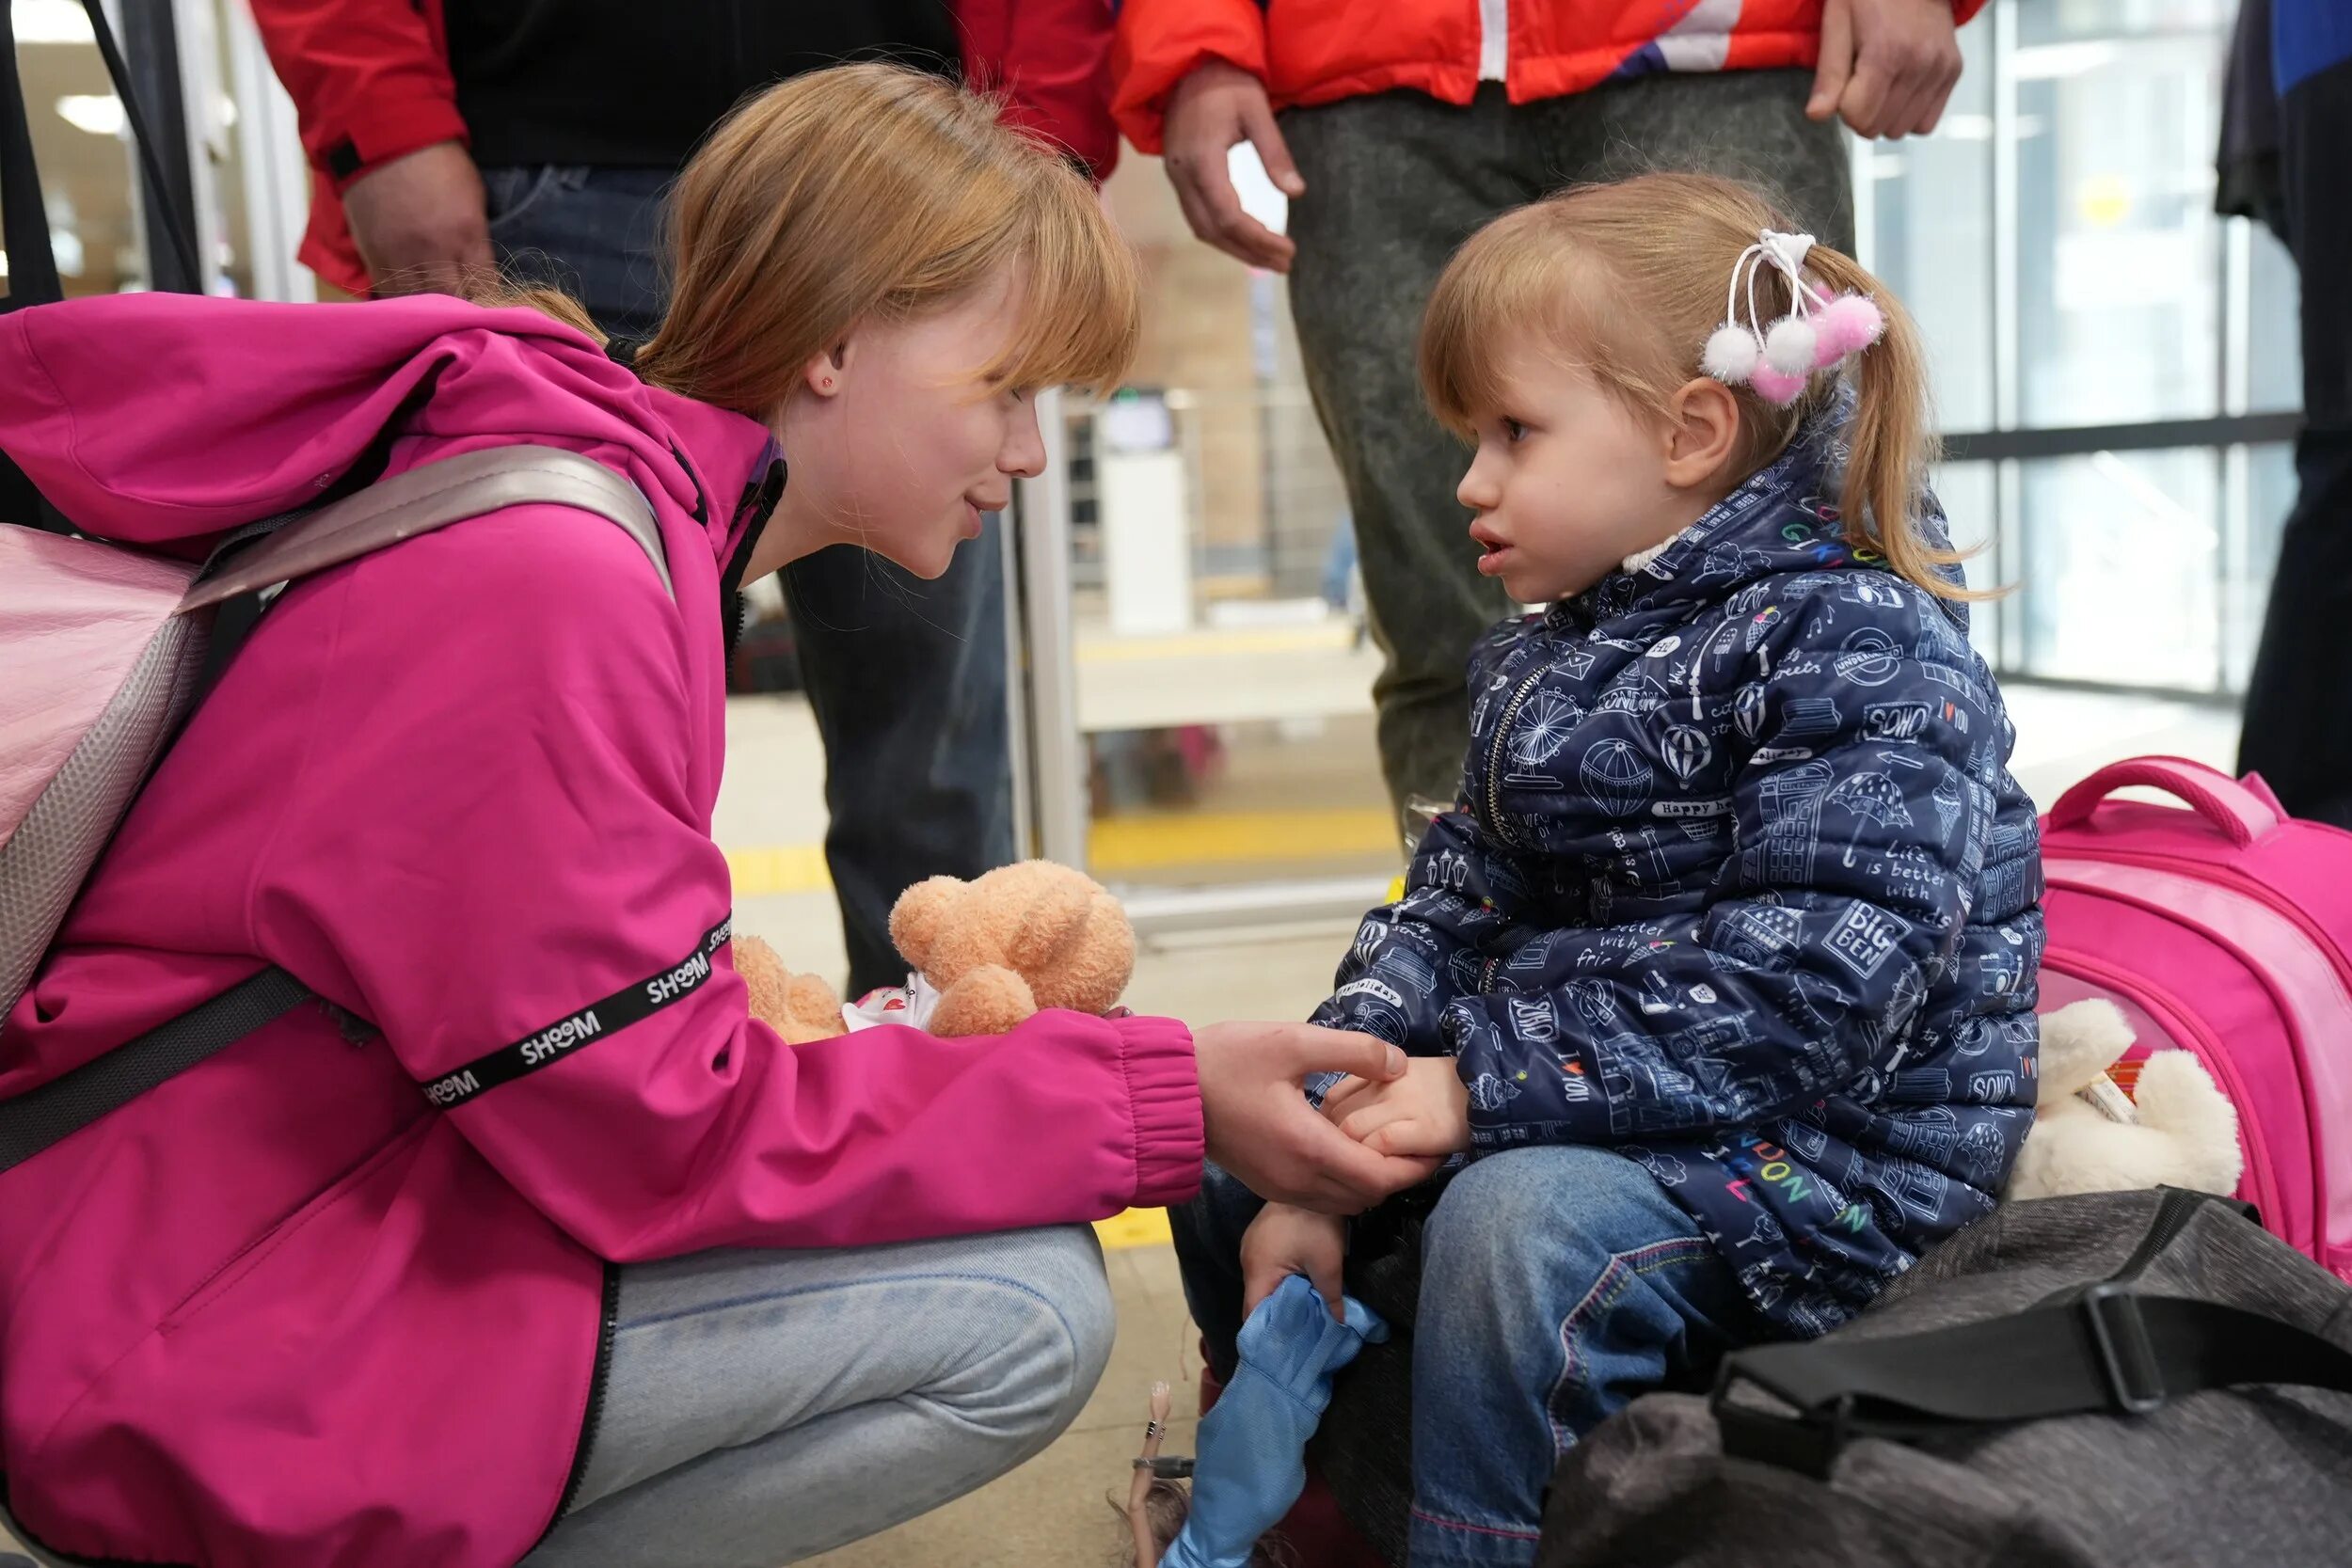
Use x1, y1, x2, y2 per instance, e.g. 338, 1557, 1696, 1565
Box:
981, 175, 1141, 395
1420, 228, 1625, 437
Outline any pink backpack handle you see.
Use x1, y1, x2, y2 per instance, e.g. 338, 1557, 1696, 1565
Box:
2046, 755, 2282, 849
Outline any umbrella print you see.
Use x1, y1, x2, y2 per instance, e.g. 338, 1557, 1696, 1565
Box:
1828, 771, 1913, 867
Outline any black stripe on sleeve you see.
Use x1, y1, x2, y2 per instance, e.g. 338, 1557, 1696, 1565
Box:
419, 916, 734, 1110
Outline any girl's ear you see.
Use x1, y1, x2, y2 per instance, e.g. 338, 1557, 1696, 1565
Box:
801, 338, 851, 400
1661, 377, 1741, 490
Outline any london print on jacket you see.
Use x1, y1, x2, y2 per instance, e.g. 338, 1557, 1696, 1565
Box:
1315, 416, 2044, 1335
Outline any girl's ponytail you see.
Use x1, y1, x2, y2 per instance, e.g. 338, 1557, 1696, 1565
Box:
1802, 245, 1975, 600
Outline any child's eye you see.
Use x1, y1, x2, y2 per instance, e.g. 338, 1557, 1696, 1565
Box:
1502, 417, 1529, 443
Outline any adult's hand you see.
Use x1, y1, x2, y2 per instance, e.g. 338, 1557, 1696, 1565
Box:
343, 140, 495, 297
1807, 0, 1964, 140
1161, 58, 1305, 273
1194, 1021, 1440, 1212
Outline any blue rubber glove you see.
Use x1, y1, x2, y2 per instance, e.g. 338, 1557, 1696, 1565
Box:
1161, 1275, 1389, 1568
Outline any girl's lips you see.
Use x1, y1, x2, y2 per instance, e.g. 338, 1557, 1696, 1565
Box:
961, 500, 984, 538
1475, 545, 1516, 578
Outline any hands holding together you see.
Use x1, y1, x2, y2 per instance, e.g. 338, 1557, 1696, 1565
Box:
1239, 1048, 1473, 1321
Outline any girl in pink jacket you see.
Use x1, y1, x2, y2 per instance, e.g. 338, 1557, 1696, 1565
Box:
0, 65, 1422, 1568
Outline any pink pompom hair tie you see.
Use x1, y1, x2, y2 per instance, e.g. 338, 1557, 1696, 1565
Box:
1699, 228, 1883, 406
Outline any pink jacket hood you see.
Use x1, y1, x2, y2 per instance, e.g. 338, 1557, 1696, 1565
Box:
0, 291, 751, 562
0, 294, 1201, 1568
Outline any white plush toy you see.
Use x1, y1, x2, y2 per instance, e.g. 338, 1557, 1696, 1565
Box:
2004, 999, 2244, 1201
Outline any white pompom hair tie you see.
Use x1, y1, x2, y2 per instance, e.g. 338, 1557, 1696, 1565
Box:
1699, 227, 1883, 406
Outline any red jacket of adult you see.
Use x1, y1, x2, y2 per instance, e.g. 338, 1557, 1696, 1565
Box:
246, 0, 1121, 298
1111, 0, 1988, 154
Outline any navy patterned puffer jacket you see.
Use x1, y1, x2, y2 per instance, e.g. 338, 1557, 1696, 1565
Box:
1313, 418, 2044, 1337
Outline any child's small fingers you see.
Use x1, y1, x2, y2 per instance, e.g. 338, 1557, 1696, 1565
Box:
1311, 1257, 1346, 1319
1319, 1075, 1371, 1121
1338, 1101, 1404, 1143
1368, 1120, 1449, 1158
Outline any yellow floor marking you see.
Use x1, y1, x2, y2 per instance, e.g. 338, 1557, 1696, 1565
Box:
1094, 1207, 1174, 1251
726, 807, 1397, 897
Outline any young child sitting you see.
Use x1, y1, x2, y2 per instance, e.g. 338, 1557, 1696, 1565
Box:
1171, 172, 2044, 1568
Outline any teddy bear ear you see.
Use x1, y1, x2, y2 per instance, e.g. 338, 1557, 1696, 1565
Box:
2036, 999, 2135, 1091
890, 877, 963, 969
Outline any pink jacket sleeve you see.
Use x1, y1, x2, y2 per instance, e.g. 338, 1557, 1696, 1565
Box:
246, 510, 1202, 1261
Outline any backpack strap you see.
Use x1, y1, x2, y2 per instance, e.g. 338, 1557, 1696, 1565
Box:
0, 448, 671, 1175
0, 968, 310, 1176
1713, 1282, 2352, 1479
182, 444, 672, 612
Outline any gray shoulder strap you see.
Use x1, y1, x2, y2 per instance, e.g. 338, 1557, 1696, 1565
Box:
179, 445, 671, 613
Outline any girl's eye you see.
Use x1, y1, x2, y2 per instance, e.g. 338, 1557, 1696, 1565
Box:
1502, 417, 1529, 443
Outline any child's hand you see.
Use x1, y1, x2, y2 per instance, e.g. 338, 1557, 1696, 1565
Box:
1241, 1202, 1348, 1321
1321, 1057, 1473, 1158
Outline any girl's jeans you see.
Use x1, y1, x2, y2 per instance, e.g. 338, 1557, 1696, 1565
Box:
1173, 1145, 1762, 1568
525, 1227, 1114, 1567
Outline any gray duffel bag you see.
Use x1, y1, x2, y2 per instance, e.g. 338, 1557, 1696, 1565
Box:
1539, 1188, 2352, 1567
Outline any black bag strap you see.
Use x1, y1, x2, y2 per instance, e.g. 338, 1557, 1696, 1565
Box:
0, 0, 63, 307
1714, 1282, 2352, 1479
5, 0, 204, 531
1, 0, 200, 316
0, 968, 311, 1176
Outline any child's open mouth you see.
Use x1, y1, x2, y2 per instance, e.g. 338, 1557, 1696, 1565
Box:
1471, 525, 1514, 577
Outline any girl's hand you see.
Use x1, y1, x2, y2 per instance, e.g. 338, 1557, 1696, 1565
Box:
1194, 1022, 1438, 1213
1321, 1057, 1473, 1158
1241, 1202, 1349, 1321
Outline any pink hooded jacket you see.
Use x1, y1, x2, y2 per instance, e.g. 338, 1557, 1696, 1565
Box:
0, 294, 1204, 1567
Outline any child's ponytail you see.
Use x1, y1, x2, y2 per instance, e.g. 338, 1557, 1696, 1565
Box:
1800, 245, 1976, 600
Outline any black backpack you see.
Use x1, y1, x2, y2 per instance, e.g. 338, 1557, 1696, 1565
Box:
1540, 1188, 2352, 1567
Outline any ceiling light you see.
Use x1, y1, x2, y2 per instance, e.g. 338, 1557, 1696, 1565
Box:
11, 0, 93, 46
56, 93, 126, 137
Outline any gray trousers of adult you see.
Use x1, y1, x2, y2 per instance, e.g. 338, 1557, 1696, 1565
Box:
484, 165, 1016, 995
1282, 72, 1853, 816
523, 1227, 1116, 1566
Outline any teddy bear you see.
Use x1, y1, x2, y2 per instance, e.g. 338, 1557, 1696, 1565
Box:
733, 860, 1136, 1042
889, 860, 1136, 1037
2004, 998, 2243, 1201
733, 932, 850, 1044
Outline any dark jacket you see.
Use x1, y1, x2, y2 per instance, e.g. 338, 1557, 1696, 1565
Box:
1313, 414, 2044, 1336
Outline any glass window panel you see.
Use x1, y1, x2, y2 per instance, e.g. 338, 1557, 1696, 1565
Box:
1931, 460, 2001, 662
2014, 22, 2226, 425
2017, 448, 2220, 689
1866, 21, 1994, 431
4, 0, 146, 302
2246, 220, 2303, 415
2228, 441, 2297, 691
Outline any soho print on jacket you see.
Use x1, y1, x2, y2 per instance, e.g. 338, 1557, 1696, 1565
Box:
1314, 414, 2044, 1336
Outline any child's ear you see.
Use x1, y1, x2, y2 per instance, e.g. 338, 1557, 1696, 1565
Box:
798, 337, 852, 402
1662, 377, 1741, 490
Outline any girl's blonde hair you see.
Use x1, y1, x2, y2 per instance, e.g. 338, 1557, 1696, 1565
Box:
1420, 171, 1968, 599
480, 63, 1139, 415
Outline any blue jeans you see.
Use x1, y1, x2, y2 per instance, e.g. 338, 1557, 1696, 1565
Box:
484, 165, 1016, 993
1172, 1147, 1761, 1568
524, 1227, 1115, 1566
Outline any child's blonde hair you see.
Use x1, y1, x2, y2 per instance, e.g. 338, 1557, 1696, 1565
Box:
484, 63, 1139, 414
1420, 171, 1967, 599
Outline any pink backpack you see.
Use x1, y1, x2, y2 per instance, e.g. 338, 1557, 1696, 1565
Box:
2039, 756, 2352, 1282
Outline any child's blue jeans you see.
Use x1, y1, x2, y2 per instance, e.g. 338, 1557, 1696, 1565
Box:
1172, 1144, 1764, 1568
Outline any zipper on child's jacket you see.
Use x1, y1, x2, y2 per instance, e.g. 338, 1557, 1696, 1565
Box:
1483, 666, 1549, 851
